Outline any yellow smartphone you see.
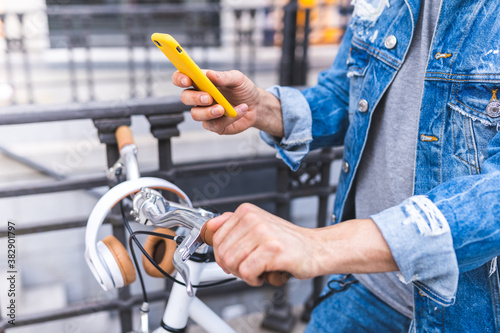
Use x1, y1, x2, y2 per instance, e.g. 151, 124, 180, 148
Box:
151, 33, 237, 118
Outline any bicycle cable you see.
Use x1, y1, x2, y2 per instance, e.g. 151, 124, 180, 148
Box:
128, 229, 237, 288
120, 199, 150, 303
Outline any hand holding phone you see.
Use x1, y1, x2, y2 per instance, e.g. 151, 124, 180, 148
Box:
152, 33, 237, 118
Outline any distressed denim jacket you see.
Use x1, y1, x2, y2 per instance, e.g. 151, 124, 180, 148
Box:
262, 0, 500, 331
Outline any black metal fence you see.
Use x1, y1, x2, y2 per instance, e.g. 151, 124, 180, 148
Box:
0, 96, 342, 332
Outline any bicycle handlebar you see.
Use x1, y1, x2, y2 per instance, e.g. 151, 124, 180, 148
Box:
116, 125, 135, 151
200, 224, 291, 287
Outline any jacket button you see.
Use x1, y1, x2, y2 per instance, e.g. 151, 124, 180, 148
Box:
384, 35, 397, 49
331, 214, 337, 223
486, 101, 500, 118
358, 99, 369, 112
342, 161, 350, 173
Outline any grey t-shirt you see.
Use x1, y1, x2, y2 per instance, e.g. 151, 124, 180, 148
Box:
353, 0, 441, 319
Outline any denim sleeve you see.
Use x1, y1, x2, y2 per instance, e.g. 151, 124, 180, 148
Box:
371, 130, 500, 306
260, 28, 353, 171
260, 86, 313, 171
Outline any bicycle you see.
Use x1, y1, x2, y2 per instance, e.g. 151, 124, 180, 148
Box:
84, 126, 288, 333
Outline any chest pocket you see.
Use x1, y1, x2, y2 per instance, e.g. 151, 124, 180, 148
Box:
347, 45, 371, 120
448, 82, 500, 174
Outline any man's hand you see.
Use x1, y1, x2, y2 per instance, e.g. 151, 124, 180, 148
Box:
205, 203, 399, 286
172, 70, 284, 137
206, 203, 321, 286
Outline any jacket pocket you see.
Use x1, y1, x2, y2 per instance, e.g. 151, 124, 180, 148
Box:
347, 45, 370, 78
347, 45, 371, 120
448, 82, 500, 174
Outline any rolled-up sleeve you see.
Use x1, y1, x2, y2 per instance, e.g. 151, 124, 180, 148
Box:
260, 85, 313, 171
371, 195, 459, 306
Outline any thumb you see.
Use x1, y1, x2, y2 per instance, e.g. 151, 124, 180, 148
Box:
206, 70, 244, 89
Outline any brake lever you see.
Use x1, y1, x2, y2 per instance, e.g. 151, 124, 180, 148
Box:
173, 228, 205, 296
162, 211, 216, 296
132, 188, 217, 296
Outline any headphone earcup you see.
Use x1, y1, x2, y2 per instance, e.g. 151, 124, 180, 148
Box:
99, 235, 136, 288
143, 228, 177, 278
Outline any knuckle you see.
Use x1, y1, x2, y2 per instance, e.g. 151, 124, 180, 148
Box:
237, 202, 255, 215
228, 69, 242, 77
190, 110, 202, 122
224, 257, 237, 271
265, 239, 282, 253
218, 253, 229, 269
253, 223, 269, 237
180, 92, 189, 105
238, 265, 254, 283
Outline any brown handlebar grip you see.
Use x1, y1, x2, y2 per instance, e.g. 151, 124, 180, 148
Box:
200, 223, 291, 286
115, 125, 135, 151
261, 271, 291, 287
200, 223, 215, 246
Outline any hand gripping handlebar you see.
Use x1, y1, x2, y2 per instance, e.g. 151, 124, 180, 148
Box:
200, 224, 291, 287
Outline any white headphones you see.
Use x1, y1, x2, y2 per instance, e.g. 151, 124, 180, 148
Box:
85, 177, 192, 291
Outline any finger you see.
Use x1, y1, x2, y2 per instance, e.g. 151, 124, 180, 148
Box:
212, 204, 262, 267
216, 216, 262, 274
207, 212, 232, 234
238, 246, 274, 286
172, 71, 192, 88
191, 105, 225, 122
202, 104, 249, 134
210, 210, 240, 248
181, 89, 214, 107
206, 213, 233, 274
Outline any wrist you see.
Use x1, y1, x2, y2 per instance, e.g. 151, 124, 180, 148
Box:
253, 88, 284, 137
311, 219, 398, 277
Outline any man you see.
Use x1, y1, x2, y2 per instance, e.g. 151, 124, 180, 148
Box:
173, 0, 500, 331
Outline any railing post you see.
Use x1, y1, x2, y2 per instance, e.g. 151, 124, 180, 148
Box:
279, 0, 311, 86
146, 113, 184, 172
92, 116, 134, 333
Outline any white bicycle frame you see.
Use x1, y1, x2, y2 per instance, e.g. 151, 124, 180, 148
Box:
155, 260, 235, 333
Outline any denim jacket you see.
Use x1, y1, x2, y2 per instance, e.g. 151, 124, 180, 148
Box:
262, 0, 500, 331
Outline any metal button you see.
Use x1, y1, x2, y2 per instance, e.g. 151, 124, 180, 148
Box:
486, 101, 500, 118
342, 161, 350, 173
358, 99, 369, 112
331, 214, 337, 223
384, 35, 397, 49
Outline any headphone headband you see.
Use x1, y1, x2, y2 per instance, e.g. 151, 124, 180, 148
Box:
85, 177, 192, 290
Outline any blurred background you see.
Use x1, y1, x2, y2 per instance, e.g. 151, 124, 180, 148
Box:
0, 0, 351, 332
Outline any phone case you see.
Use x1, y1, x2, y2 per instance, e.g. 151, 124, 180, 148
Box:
151, 33, 237, 118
